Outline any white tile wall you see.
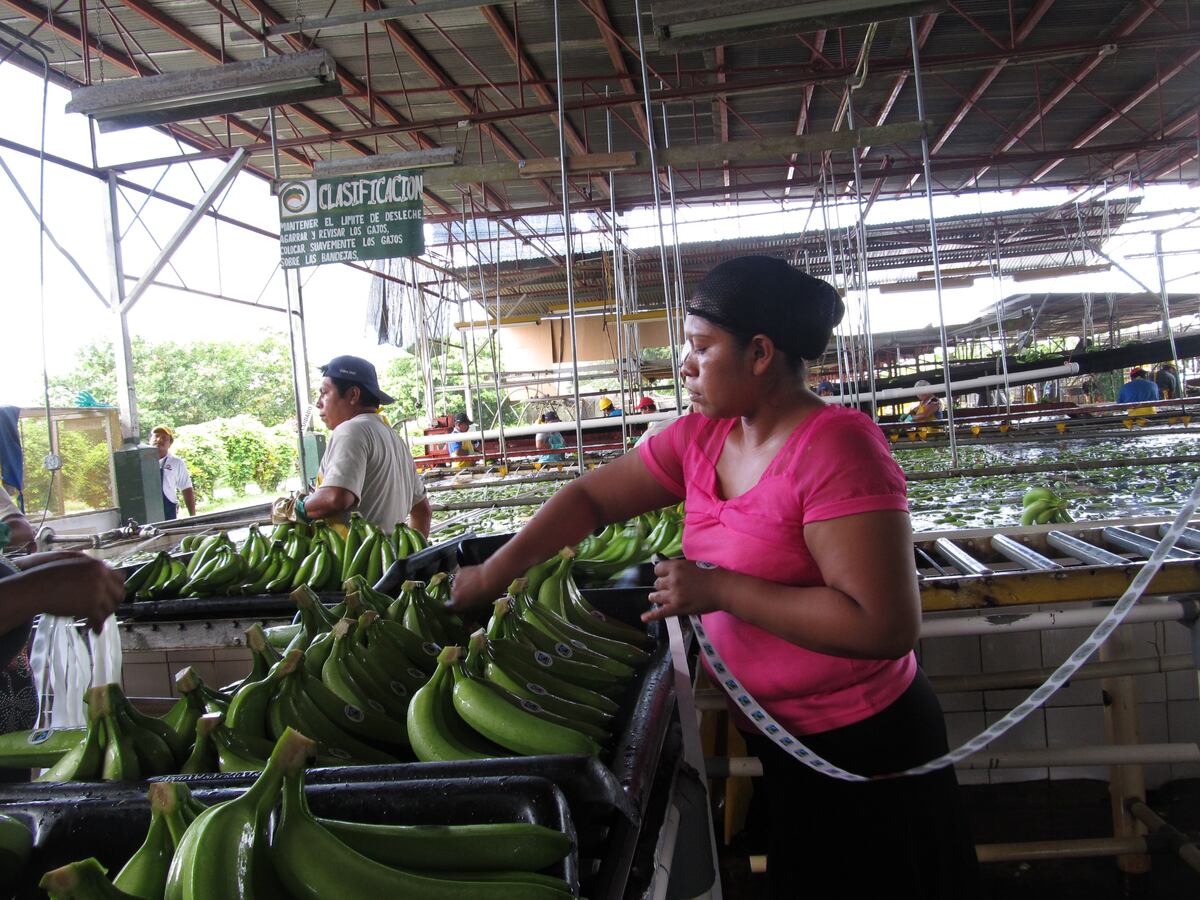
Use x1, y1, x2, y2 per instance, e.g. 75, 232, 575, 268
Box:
920, 614, 1200, 790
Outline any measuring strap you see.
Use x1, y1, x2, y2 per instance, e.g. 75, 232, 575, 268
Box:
693, 476, 1200, 782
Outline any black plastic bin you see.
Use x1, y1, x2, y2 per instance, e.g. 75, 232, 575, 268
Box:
0, 774, 579, 898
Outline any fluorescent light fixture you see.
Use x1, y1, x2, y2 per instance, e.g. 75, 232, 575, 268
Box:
878, 277, 976, 294
66, 50, 342, 133
1011, 264, 1112, 282
312, 147, 461, 178
654, 0, 948, 52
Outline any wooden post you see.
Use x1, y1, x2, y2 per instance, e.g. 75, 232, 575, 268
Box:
1099, 626, 1151, 874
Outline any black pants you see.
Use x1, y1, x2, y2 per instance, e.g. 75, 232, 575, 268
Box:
162, 493, 178, 520
741, 671, 979, 899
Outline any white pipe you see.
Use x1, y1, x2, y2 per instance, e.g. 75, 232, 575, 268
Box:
413, 411, 672, 445
959, 743, 1200, 769
836, 363, 1080, 405
710, 742, 1200, 779
920, 600, 1196, 638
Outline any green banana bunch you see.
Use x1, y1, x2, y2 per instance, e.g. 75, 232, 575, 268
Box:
40, 858, 137, 899
112, 783, 196, 899
408, 648, 510, 762
315, 815, 571, 874
321, 620, 411, 724
1020, 485, 1075, 526
450, 651, 600, 757
391, 523, 430, 559
270, 749, 573, 900
467, 632, 610, 741
0, 813, 31, 888
164, 728, 312, 900
520, 576, 649, 669
179, 714, 220, 775
124, 552, 170, 601
161, 669, 206, 748
38, 686, 107, 783
561, 570, 656, 648
485, 601, 625, 701
270, 650, 400, 765
0, 725, 83, 768
341, 515, 369, 583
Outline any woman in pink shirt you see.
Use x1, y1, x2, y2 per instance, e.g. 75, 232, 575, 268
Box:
453, 256, 978, 898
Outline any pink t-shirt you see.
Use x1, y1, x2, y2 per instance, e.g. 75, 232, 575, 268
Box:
638, 404, 917, 735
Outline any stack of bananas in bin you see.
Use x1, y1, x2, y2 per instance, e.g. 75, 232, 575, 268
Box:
124, 513, 429, 601
36, 732, 577, 899
572, 503, 684, 582
408, 548, 655, 762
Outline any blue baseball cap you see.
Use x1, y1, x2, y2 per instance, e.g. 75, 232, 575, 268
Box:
319, 355, 395, 405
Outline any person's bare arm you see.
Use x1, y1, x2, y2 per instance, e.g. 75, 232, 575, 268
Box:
301, 485, 357, 520
450, 451, 679, 611
181, 487, 197, 517
408, 496, 432, 537
644, 510, 920, 659
0, 555, 124, 634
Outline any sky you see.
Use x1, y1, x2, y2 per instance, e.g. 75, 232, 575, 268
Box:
2, 62, 1197, 412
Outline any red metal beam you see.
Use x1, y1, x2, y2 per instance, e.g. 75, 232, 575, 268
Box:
479, 5, 609, 198
904, 0, 1057, 191
1025, 44, 1200, 184
966, 0, 1166, 186
783, 29, 826, 196
1106, 105, 1200, 175
576, 0, 650, 141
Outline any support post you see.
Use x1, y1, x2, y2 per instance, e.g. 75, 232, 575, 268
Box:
1099, 626, 1152, 874
103, 172, 138, 445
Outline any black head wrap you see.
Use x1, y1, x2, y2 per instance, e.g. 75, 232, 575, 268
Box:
686, 256, 845, 361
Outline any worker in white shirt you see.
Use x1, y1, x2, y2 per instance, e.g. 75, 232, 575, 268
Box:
150, 426, 196, 520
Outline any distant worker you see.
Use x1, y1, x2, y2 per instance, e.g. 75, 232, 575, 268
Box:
275, 355, 431, 536
1117, 368, 1160, 405
598, 397, 622, 417
904, 380, 943, 423
150, 426, 195, 520
1154, 364, 1179, 400
447, 412, 476, 469
816, 380, 835, 397
636, 397, 658, 414
535, 410, 567, 465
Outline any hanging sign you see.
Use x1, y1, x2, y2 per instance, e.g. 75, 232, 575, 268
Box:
278, 168, 425, 268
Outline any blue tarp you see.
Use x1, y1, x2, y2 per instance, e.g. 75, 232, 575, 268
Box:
0, 407, 24, 511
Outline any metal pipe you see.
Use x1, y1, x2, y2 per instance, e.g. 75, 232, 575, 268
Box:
1160, 524, 1200, 552
843, 363, 1080, 404
1102, 526, 1198, 561
990, 534, 1063, 570
910, 15, 959, 467
846, 97, 878, 420
606, 91, 630, 451
553, 0, 585, 471
992, 230, 1013, 415
633, 0, 684, 414
661, 100, 688, 387
933, 537, 993, 575
1128, 799, 1200, 873
1155, 231, 1185, 397
919, 599, 1197, 639
709, 741, 1200, 779
925, 652, 1196, 694
975, 837, 1149, 863
282, 269, 309, 485
1047, 530, 1132, 566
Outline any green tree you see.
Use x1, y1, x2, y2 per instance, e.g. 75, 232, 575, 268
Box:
49, 333, 296, 433
379, 340, 513, 428
173, 426, 227, 501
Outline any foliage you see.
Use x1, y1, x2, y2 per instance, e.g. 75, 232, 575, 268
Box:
17, 418, 114, 514
260, 425, 299, 492
213, 416, 272, 491
49, 333, 297, 433
173, 426, 227, 502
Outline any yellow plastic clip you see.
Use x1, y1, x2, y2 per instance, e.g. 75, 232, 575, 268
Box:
1055, 422, 1067, 433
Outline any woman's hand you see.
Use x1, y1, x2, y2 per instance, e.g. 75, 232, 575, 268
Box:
448, 563, 509, 614
17, 555, 124, 632
643, 559, 730, 622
